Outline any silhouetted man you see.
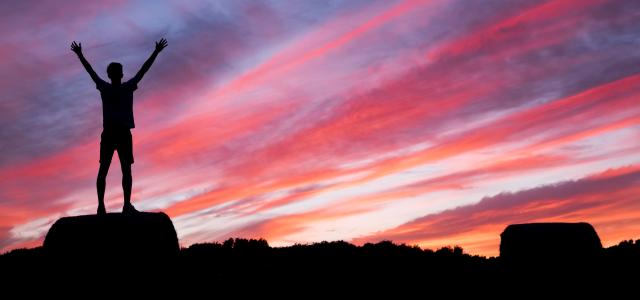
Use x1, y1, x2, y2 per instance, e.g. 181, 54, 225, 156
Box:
71, 38, 168, 215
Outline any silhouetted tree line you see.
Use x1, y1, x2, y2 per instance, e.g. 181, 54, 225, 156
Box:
3, 238, 639, 282
177, 239, 499, 283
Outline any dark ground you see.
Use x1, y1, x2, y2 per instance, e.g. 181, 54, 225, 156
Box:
1, 238, 638, 293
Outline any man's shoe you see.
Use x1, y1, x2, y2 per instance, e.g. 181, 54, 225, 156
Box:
122, 203, 139, 214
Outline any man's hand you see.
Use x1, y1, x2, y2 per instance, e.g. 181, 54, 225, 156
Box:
71, 41, 82, 55
132, 38, 167, 84
71, 41, 102, 84
154, 38, 168, 53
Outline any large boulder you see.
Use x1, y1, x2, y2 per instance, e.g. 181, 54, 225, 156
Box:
500, 222, 602, 268
43, 212, 179, 261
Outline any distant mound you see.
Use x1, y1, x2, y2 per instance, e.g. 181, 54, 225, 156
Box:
43, 212, 179, 260
500, 222, 602, 267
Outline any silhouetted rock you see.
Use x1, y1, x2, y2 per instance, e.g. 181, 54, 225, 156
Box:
500, 222, 602, 268
43, 212, 179, 261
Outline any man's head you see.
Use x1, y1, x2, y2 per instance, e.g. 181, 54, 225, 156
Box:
107, 62, 123, 83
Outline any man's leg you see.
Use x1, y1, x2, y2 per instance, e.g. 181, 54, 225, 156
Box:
121, 159, 132, 205
97, 162, 110, 215
120, 160, 137, 213
119, 128, 137, 213
97, 129, 114, 215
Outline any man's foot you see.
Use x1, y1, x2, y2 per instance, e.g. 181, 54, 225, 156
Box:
122, 202, 139, 214
97, 204, 106, 215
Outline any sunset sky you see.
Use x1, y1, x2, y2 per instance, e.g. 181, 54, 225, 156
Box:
1, 0, 639, 256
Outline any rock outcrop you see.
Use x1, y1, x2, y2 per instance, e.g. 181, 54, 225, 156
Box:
500, 222, 602, 268
43, 212, 179, 261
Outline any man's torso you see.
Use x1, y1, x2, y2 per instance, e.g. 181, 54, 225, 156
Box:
96, 79, 137, 129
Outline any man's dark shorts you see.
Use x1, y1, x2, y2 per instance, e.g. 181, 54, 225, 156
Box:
100, 126, 134, 164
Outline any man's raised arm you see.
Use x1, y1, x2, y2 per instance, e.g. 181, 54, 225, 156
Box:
130, 38, 167, 85
70, 41, 102, 84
